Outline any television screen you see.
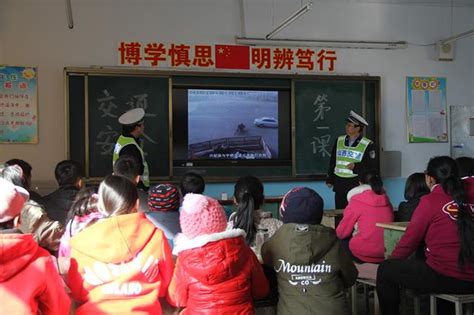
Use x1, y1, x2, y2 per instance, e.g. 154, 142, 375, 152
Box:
173, 87, 291, 167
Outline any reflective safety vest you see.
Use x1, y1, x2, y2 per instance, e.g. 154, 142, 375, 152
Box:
334, 135, 371, 178
112, 135, 150, 187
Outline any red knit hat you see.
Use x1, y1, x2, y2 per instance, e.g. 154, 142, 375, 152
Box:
180, 193, 227, 239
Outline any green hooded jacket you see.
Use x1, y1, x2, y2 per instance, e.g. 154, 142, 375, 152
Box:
262, 224, 358, 315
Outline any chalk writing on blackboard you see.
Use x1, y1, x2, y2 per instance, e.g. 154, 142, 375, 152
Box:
98, 90, 119, 118
311, 93, 333, 158
311, 135, 331, 157
96, 125, 119, 156
313, 93, 331, 121
94, 89, 158, 158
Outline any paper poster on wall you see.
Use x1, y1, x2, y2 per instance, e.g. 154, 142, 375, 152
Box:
406, 77, 447, 143
0, 66, 38, 143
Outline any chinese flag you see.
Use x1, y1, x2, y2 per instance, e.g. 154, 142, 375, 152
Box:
215, 44, 250, 70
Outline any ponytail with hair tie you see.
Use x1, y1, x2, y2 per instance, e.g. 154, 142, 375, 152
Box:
233, 176, 264, 245
426, 156, 474, 267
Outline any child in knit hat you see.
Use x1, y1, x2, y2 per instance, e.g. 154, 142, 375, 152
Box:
0, 177, 71, 314
1, 164, 64, 254
167, 193, 269, 314
262, 187, 358, 315
146, 183, 181, 249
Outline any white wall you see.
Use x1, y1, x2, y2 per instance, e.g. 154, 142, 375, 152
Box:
0, 0, 473, 181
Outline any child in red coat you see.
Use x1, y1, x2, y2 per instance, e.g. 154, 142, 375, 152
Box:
0, 177, 70, 314
168, 193, 269, 314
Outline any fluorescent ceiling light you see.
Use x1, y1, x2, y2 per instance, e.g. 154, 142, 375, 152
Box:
440, 29, 474, 44
236, 37, 408, 50
266, 1, 313, 40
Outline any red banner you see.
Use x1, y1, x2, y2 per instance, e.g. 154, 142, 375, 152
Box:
118, 42, 337, 73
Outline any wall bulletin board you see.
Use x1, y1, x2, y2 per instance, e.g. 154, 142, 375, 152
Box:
0, 65, 38, 143
406, 76, 447, 143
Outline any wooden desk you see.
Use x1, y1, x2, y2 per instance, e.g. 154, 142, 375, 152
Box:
376, 222, 409, 258
321, 209, 344, 229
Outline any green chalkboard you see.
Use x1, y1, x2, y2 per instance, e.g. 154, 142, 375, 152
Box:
67, 74, 86, 169
88, 75, 169, 178
294, 79, 378, 176
66, 74, 170, 178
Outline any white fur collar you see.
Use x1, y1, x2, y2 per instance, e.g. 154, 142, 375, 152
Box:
173, 229, 246, 255
347, 184, 371, 202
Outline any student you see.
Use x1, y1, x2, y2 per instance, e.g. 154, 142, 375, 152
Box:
0, 178, 71, 314
456, 156, 473, 178
5, 158, 42, 202
179, 171, 205, 198
227, 175, 282, 258
336, 169, 393, 263
58, 186, 102, 259
42, 160, 84, 226
394, 172, 429, 222
376, 156, 474, 315
168, 193, 269, 313
1, 164, 64, 253
113, 154, 148, 212
457, 157, 474, 199
262, 187, 358, 315
146, 183, 181, 249
67, 175, 174, 315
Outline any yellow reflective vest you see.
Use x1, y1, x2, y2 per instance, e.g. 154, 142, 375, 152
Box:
334, 135, 371, 178
112, 135, 150, 187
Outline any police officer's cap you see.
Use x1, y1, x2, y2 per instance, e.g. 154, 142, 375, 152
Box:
346, 110, 368, 127
118, 108, 145, 126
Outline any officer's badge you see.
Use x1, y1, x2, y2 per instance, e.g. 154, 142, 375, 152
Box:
369, 150, 376, 159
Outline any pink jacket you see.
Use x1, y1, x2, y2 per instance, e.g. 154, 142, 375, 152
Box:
336, 185, 394, 263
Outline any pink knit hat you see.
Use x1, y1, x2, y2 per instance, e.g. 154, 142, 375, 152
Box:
180, 193, 227, 239
0, 177, 29, 223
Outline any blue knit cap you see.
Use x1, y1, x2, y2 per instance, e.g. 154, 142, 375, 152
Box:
279, 187, 324, 225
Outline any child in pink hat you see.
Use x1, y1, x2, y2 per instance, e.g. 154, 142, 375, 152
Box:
167, 193, 269, 314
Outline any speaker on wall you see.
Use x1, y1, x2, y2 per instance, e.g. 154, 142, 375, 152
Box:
435, 41, 454, 61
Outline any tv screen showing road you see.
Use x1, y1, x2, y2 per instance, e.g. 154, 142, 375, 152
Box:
187, 89, 279, 160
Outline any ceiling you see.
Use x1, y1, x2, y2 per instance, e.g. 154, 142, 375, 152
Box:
291, 0, 474, 7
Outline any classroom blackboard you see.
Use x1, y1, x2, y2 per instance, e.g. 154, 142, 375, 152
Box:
67, 69, 379, 180
67, 74, 86, 170
68, 74, 170, 178
294, 79, 378, 176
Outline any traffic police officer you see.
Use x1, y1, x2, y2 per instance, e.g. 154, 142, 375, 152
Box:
112, 108, 150, 189
326, 110, 376, 209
